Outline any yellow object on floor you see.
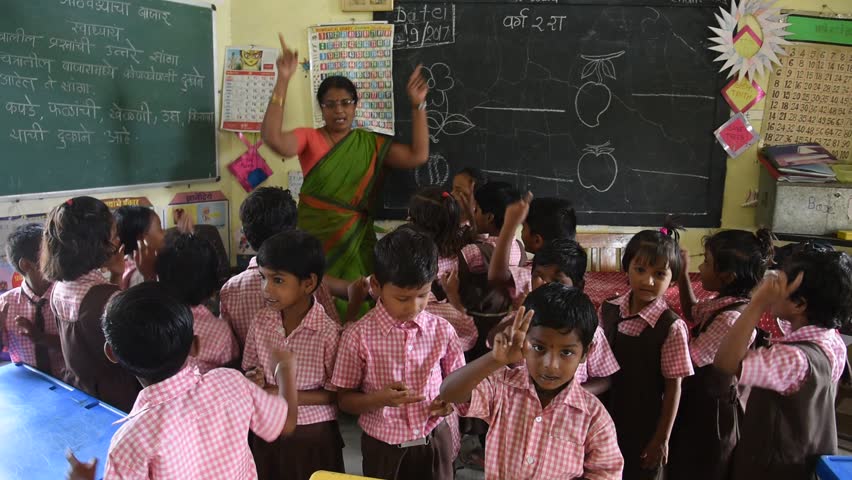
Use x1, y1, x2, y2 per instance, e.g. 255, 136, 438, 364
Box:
838, 231, 852, 240
309, 472, 382, 480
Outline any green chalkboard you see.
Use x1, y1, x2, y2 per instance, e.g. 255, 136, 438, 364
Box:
1, 0, 216, 198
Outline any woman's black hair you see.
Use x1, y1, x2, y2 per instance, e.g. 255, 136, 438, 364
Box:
41, 196, 114, 282
409, 187, 477, 259
156, 234, 221, 306
316, 75, 358, 105
621, 216, 684, 278
102, 282, 195, 384
703, 228, 774, 298
114, 206, 158, 256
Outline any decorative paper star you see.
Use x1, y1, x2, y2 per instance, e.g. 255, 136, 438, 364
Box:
708, 0, 793, 79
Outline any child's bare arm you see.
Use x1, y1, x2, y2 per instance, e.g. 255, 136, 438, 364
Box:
323, 275, 352, 300
581, 376, 613, 396
488, 192, 532, 287
676, 248, 697, 324
272, 350, 299, 436
338, 384, 426, 414
641, 377, 681, 469
715, 271, 804, 375
299, 389, 336, 406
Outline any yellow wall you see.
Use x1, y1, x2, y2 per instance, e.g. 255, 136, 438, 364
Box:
3, 0, 849, 267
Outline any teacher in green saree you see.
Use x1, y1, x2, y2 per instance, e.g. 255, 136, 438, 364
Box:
261, 35, 429, 286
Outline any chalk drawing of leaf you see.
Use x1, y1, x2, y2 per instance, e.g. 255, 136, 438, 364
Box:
427, 113, 444, 132
442, 114, 475, 136
601, 60, 616, 80
581, 61, 598, 79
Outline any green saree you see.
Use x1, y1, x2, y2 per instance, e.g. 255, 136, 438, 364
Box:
297, 128, 391, 283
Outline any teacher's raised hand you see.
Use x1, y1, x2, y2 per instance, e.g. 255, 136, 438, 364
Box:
276, 34, 298, 82
407, 64, 429, 108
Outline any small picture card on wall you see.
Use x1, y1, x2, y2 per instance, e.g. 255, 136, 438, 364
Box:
721, 76, 765, 113
714, 112, 759, 158
342, 0, 393, 12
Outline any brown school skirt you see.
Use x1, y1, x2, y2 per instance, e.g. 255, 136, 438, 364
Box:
361, 421, 454, 480
252, 420, 345, 480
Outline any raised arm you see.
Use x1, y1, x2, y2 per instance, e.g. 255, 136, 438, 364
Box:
488, 192, 532, 286
260, 34, 301, 157
385, 65, 430, 169
676, 248, 697, 324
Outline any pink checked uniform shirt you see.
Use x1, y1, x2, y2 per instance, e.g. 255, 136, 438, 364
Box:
190, 305, 239, 374
604, 294, 694, 379
51, 270, 118, 326
0, 282, 65, 378
104, 367, 288, 479
330, 301, 466, 444
457, 365, 623, 480
242, 297, 342, 425
740, 322, 846, 395
689, 296, 754, 368
220, 257, 340, 347
574, 326, 621, 384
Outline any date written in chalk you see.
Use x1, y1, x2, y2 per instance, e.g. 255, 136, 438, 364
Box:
503, 9, 566, 32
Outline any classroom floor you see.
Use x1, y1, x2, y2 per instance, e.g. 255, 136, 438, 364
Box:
340, 413, 484, 480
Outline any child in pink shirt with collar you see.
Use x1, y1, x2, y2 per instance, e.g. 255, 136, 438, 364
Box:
66, 282, 298, 480
331, 226, 465, 480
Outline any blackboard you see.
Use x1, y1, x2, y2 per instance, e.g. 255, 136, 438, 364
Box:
375, 0, 730, 227
1, 0, 216, 198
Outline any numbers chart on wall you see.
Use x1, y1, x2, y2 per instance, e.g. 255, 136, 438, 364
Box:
308, 23, 395, 136
220, 46, 278, 132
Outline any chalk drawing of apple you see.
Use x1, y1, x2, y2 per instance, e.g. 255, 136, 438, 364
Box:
577, 142, 618, 193
574, 51, 625, 128
415, 153, 450, 187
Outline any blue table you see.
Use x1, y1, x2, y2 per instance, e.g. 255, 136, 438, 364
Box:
0, 363, 126, 479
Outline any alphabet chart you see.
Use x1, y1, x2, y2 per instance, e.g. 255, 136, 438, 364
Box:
308, 23, 395, 136
221, 46, 279, 132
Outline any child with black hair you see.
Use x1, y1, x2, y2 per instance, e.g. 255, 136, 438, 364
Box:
716, 249, 852, 480
668, 228, 775, 480
331, 226, 465, 480
600, 219, 693, 480
451, 167, 488, 225
0, 223, 65, 379
113, 205, 165, 290
408, 187, 479, 351
522, 196, 577, 251
242, 229, 345, 480
472, 181, 520, 238
42, 196, 141, 412
157, 234, 239, 374
440, 283, 623, 479
65, 282, 298, 480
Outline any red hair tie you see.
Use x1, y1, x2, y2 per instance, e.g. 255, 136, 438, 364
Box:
660, 227, 669, 236
441, 191, 450, 198
65, 199, 73, 206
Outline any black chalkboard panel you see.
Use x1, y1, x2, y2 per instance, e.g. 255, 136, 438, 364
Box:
375, 0, 729, 227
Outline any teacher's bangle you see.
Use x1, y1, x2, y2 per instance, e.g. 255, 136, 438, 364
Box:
270, 94, 285, 107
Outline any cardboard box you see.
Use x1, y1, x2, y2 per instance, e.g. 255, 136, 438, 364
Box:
757, 170, 852, 235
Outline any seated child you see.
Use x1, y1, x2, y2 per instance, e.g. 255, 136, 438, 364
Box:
66, 282, 298, 480
157, 234, 239, 373
43, 196, 140, 412
331, 226, 465, 480
715, 248, 852, 480
242, 229, 345, 480
440, 282, 624, 480
451, 167, 488, 225
668, 228, 773, 480
0, 223, 65, 379
113, 205, 165, 289
601, 219, 693, 480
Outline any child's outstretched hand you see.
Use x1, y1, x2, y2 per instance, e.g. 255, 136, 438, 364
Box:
15, 316, 46, 344
752, 270, 804, 310
503, 192, 533, 230
379, 381, 425, 408
640, 436, 668, 469
245, 367, 265, 388
66, 449, 97, 480
427, 397, 454, 417
678, 248, 690, 280
105, 244, 126, 278
491, 306, 533, 366
135, 239, 158, 281
441, 270, 464, 313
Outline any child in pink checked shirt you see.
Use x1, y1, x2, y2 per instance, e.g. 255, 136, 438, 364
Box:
157, 234, 239, 374
113, 206, 165, 290
668, 228, 775, 480
600, 219, 693, 480
242, 229, 345, 480
441, 283, 623, 480
331, 226, 466, 480
0, 223, 65, 379
715, 248, 852, 480
66, 282, 298, 480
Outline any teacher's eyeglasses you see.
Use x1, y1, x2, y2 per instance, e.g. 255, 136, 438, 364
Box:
320, 99, 356, 109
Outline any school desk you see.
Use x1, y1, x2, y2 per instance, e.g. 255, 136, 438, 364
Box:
0, 363, 125, 480
817, 456, 852, 480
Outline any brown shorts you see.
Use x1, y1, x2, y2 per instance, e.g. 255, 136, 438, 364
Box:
251, 420, 345, 480
360, 421, 454, 480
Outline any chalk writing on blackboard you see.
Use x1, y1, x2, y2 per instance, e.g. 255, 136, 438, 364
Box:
0, 51, 53, 72
124, 65, 177, 82
181, 67, 205, 92
9, 122, 48, 144
149, 49, 179, 66
502, 8, 566, 32
138, 6, 172, 26
48, 99, 100, 119
67, 21, 123, 41
62, 59, 116, 78
56, 123, 95, 149
0, 28, 42, 48
105, 126, 130, 144
5, 95, 39, 117
60, 0, 131, 17
392, 4, 455, 50
110, 101, 155, 124
575, 51, 624, 128
577, 142, 618, 193
106, 39, 143, 63
0, 71, 37, 91
48, 36, 95, 54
